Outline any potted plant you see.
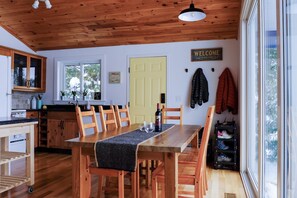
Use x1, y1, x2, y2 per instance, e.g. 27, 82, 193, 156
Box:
82, 89, 88, 100
60, 91, 65, 100
71, 90, 77, 101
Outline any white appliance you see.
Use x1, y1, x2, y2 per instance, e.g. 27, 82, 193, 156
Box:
0, 55, 12, 117
10, 110, 27, 152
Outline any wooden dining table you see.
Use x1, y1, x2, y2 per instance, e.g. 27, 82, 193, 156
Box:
66, 123, 201, 198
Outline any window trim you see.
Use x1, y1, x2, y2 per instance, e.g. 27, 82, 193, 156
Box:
54, 54, 106, 101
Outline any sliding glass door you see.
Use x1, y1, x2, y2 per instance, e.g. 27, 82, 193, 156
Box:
262, 0, 278, 197
246, 4, 259, 192
284, 0, 297, 197
244, 0, 278, 197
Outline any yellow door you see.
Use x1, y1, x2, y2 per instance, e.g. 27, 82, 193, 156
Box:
129, 57, 167, 123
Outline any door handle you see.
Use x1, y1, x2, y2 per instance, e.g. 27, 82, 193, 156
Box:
161, 93, 166, 103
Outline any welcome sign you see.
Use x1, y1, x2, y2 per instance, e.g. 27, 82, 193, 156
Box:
191, 48, 223, 61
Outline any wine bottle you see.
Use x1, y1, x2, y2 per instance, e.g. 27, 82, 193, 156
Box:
155, 103, 162, 132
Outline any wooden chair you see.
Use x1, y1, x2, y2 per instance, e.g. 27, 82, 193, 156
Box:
115, 105, 131, 127
75, 106, 137, 198
99, 105, 118, 132
161, 105, 183, 125
152, 105, 215, 198
76, 106, 99, 137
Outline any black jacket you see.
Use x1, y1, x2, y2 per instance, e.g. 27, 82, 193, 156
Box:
190, 68, 209, 108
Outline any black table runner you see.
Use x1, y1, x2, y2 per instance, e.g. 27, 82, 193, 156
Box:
94, 124, 174, 172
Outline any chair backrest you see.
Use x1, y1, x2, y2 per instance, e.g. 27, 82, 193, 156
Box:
99, 105, 118, 132
195, 106, 215, 178
161, 105, 183, 125
75, 106, 99, 137
115, 105, 131, 127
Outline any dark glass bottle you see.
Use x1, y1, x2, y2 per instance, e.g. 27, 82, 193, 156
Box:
155, 103, 162, 132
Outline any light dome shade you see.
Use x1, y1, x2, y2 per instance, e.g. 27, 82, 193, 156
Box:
178, 3, 206, 22
32, 0, 39, 9
45, 0, 52, 9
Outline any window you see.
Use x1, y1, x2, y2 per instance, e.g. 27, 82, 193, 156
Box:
242, 0, 296, 197
246, 4, 259, 191
263, 0, 278, 197
284, 0, 297, 197
62, 62, 101, 99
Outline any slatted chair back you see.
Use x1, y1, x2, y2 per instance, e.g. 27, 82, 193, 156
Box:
115, 105, 131, 127
75, 106, 99, 137
195, 106, 215, 179
161, 105, 183, 125
99, 105, 118, 132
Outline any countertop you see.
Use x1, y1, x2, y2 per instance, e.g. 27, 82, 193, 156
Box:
22, 105, 122, 112
0, 117, 38, 125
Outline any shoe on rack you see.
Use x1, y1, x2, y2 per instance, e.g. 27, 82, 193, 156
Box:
217, 154, 232, 162
217, 140, 229, 150
218, 130, 233, 139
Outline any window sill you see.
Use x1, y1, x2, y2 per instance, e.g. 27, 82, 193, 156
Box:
53, 100, 107, 106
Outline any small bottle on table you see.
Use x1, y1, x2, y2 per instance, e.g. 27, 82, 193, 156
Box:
155, 103, 162, 132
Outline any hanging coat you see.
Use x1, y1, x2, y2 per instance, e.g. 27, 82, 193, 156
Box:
190, 68, 209, 109
215, 68, 238, 114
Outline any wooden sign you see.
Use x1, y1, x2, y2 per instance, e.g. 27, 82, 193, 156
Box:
109, 72, 121, 84
191, 48, 223, 61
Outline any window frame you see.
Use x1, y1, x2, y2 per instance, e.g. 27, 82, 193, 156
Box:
245, 1, 260, 195
54, 55, 106, 101
61, 61, 101, 98
241, 0, 281, 197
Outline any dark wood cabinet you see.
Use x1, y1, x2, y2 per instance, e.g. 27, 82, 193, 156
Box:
12, 51, 46, 92
26, 111, 39, 148
47, 112, 79, 149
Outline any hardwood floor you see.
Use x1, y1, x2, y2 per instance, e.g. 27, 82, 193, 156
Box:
1, 152, 246, 198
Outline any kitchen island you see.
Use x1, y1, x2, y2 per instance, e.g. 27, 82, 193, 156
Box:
0, 117, 37, 193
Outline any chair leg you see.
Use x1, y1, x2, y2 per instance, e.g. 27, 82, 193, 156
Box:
204, 169, 208, 191
161, 183, 165, 198
131, 172, 137, 198
146, 160, 150, 188
97, 175, 103, 198
137, 166, 140, 198
152, 175, 158, 198
118, 171, 125, 198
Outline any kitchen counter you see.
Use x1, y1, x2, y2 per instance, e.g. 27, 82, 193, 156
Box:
0, 116, 36, 193
0, 117, 38, 125
22, 105, 122, 112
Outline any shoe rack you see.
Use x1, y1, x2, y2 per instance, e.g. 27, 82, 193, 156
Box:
213, 120, 238, 170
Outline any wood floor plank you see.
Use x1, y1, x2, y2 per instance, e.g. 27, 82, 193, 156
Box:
0, 152, 246, 198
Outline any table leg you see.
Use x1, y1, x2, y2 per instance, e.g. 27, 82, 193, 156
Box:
1, 137, 8, 175
26, 126, 35, 186
164, 152, 178, 198
72, 146, 91, 198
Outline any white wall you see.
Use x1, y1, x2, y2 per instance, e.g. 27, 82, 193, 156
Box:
38, 39, 239, 125
0, 27, 35, 54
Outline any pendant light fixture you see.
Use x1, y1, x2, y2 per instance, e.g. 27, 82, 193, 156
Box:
32, 0, 52, 9
178, 0, 206, 22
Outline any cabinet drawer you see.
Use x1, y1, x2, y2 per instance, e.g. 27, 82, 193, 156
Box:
26, 111, 38, 118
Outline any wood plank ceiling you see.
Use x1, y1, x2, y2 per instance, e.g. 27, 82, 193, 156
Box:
0, 0, 241, 51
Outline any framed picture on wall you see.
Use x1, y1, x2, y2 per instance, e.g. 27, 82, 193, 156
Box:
109, 72, 121, 84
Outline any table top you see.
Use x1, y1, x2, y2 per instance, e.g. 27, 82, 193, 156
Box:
66, 124, 201, 153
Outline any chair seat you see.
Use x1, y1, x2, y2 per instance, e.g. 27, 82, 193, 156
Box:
152, 160, 197, 183
179, 147, 199, 162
